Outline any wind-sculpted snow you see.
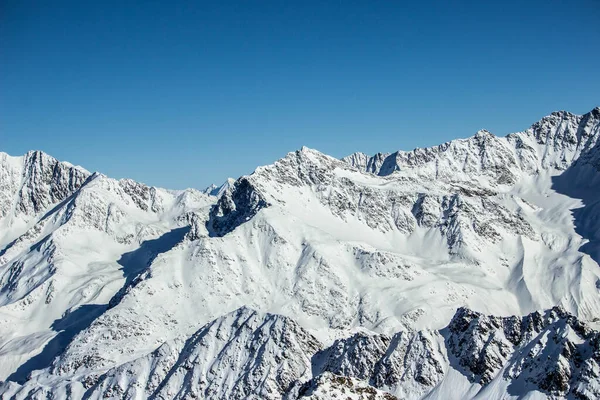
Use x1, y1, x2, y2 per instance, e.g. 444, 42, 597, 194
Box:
1, 107, 600, 399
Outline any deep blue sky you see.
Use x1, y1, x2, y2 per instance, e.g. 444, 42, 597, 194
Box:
2, 1, 599, 189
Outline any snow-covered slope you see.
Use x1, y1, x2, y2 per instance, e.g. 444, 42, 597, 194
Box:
0, 150, 89, 242
203, 177, 236, 198
4, 306, 599, 399
1, 307, 320, 399
308, 305, 600, 400
1, 107, 600, 399
0, 152, 213, 382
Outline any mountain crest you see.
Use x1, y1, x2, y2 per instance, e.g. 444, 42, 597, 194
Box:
2, 107, 600, 400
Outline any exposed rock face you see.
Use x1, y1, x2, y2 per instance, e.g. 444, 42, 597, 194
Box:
344, 108, 600, 181
314, 329, 446, 397
446, 306, 600, 400
145, 307, 321, 400
300, 307, 600, 399
3, 307, 322, 400
295, 372, 398, 400
1, 107, 600, 400
4, 307, 600, 400
0, 151, 90, 221
216, 145, 536, 256
208, 177, 270, 236
0, 170, 209, 306
118, 178, 165, 213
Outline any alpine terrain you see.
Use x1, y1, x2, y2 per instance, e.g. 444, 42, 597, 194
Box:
1, 107, 600, 399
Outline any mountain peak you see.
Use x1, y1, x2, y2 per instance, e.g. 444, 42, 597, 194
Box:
298, 145, 324, 156
474, 129, 494, 138
3, 107, 600, 400
549, 110, 576, 118
24, 149, 51, 158
204, 177, 236, 197
0, 150, 91, 220
23, 150, 90, 174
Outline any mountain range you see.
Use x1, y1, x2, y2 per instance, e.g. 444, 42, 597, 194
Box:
1, 107, 600, 399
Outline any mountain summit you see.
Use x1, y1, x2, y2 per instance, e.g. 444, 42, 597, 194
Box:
1, 108, 600, 399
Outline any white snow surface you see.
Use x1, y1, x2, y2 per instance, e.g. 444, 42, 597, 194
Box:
1, 107, 600, 399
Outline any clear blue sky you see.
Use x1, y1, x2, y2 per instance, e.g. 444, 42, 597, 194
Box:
2, 0, 599, 189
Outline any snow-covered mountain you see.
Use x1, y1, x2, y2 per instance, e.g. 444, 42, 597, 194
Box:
1, 107, 600, 399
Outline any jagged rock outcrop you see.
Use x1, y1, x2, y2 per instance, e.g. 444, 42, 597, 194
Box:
208, 177, 270, 236
2, 307, 322, 400
1, 107, 600, 400
295, 372, 398, 399
313, 329, 446, 397
446, 306, 600, 399
0, 151, 90, 222
300, 306, 600, 400
344, 108, 600, 181
2, 303, 600, 400
216, 144, 536, 256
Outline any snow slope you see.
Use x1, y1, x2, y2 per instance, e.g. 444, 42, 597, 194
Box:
3, 306, 598, 399
0, 152, 213, 382
1, 107, 600, 399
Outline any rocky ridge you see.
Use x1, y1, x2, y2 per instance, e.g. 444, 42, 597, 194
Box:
1, 107, 600, 399
2, 306, 599, 399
